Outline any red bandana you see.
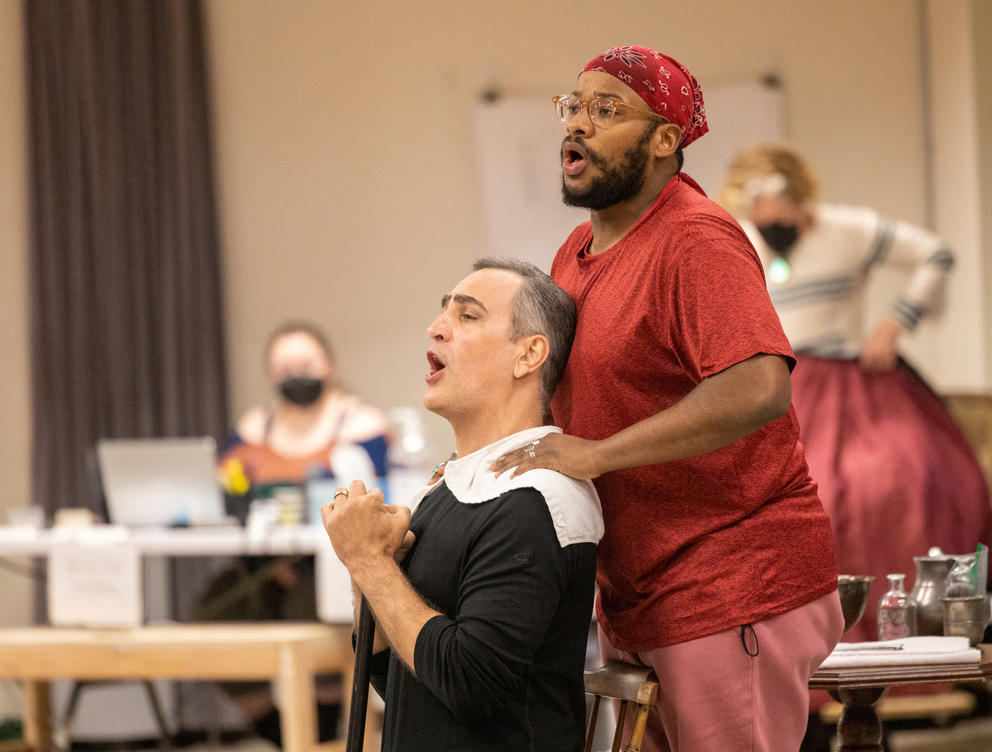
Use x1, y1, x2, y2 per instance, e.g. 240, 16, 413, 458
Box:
582, 45, 708, 148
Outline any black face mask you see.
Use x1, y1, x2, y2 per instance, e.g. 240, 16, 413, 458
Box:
757, 223, 800, 255
278, 377, 324, 406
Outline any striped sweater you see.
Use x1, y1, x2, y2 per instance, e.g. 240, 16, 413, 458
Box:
740, 203, 952, 357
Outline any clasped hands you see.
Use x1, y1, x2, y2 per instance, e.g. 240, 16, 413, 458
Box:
321, 479, 415, 570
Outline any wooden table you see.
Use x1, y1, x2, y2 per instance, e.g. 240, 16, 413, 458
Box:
808, 644, 992, 751
0, 622, 354, 752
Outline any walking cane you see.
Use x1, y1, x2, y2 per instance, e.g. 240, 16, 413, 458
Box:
346, 596, 376, 752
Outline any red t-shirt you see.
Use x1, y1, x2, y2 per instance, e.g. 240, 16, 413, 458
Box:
551, 174, 838, 651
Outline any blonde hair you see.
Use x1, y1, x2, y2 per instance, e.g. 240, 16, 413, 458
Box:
717, 144, 820, 217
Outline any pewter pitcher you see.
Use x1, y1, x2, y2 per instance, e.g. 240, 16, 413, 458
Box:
909, 556, 955, 635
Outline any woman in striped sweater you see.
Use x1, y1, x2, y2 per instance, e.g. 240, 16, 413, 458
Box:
719, 145, 991, 646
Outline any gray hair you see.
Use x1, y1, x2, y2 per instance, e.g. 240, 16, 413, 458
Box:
472, 257, 577, 410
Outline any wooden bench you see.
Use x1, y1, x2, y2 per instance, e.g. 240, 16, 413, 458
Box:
0, 622, 354, 752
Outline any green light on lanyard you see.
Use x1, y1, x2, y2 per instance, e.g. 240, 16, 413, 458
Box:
769, 255, 791, 284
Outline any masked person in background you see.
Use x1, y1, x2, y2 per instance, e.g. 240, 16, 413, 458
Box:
223, 320, 389, 488
201, 320, 389, 745
718, 145, 992, 648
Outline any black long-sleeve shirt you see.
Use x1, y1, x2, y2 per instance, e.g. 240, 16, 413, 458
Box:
369, 483, 597, 751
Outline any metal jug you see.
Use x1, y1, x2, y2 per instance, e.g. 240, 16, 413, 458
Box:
909, 556, 956, 635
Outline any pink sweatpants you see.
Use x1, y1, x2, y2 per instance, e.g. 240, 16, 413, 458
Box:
599, 591, 844, 752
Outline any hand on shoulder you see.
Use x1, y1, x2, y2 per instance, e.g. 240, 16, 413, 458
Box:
489, 432, 604, 480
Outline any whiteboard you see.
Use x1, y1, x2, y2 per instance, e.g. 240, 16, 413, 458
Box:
472, 79, 785, 271
472, 97, 587, 272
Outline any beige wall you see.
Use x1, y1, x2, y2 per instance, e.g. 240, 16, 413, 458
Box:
0, 1, 989, 639
0, 0, 33, 632
204, 0, 956, 451
0, 0, 33, 719
973, 0, 992, 380
918, 0, 988, 390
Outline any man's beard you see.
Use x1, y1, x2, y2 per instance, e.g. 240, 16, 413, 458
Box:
561, 126, 656, 211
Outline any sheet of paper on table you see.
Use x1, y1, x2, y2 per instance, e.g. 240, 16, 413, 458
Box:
47, 526, 142, 627
821, 636, 981, 668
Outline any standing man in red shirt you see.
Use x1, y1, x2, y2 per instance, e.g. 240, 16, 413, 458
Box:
492, 45, 843, 752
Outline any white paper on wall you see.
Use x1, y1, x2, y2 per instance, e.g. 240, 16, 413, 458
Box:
472, 79, 785, 269
472, 97, 587, 272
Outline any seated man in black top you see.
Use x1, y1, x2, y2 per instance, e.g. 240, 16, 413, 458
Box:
322, 257, 603, 752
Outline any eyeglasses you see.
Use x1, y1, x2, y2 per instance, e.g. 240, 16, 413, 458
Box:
552, 94, 667, 128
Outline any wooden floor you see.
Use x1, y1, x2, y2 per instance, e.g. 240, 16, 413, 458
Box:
9, 717, 989, 752
184, 742, 276, 752
126, 714, 992, 752
189, 720, 992, 752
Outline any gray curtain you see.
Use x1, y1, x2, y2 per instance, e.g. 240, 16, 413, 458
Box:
23, 0, 229, 519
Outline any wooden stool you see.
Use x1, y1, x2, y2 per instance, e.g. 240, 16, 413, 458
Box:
584, 660, 659, 752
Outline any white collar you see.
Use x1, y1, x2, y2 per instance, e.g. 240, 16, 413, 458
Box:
410, 427, 603, 547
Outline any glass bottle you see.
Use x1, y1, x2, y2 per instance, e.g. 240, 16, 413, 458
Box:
877, 573, 917, 640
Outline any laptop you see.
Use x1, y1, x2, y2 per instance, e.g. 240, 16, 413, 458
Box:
96, 436, 227, 527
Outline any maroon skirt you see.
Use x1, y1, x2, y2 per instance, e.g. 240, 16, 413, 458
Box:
791, 355, 992, 645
